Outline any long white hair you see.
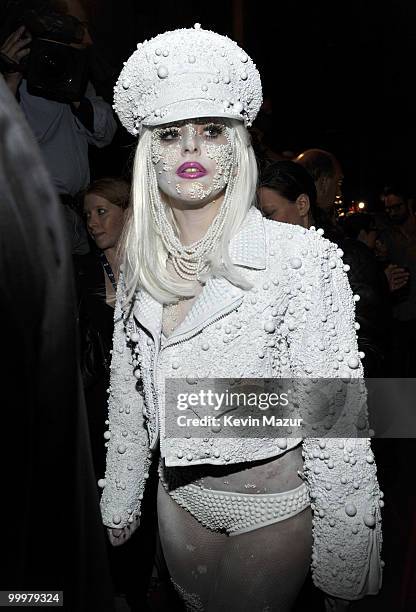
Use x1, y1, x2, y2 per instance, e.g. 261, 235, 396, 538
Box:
120, 120, 258, 304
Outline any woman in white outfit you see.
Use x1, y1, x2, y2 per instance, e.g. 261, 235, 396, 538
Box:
100, 24, 383, 612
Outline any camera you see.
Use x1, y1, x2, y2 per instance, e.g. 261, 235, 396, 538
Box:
24, 5, 90, 103
25, 37, 89, 103
0, 3, 90, 102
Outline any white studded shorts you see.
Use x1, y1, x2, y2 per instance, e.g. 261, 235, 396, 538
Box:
159, 464, 310, 536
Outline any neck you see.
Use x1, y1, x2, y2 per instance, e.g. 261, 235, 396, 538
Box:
304, 212, 313, 229
103, 246, 120, 277
168, 195, 224, 245
401, 213, 416, 235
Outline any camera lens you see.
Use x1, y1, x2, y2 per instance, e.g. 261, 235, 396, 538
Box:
26, 38, 88, 102
35, 45, 71, 85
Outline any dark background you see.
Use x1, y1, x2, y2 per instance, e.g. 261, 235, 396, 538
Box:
3, 0, 416, 209
88, 0, 416, 210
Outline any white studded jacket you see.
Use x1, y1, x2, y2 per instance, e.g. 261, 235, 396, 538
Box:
101, 207, 382, 600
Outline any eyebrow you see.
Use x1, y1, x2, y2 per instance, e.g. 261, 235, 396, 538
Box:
162, 118, 225, 128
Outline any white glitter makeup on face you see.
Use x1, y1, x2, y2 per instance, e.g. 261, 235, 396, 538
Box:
151, 121, 233, 202
147, 120, 237, 281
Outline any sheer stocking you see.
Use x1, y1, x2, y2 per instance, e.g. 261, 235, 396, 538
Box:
157, 481, 312, 612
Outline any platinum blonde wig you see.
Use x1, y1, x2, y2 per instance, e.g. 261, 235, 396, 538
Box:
120, 120, 258, 304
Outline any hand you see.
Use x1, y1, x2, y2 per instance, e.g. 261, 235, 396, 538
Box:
107, 514, 140, 547
324, 596, 350, 611
374, 239, 388, 259
0, 26, 32, 94
384, 264, 410, 292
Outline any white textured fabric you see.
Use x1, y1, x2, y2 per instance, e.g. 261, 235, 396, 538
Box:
113, 24, 262, 135
159, 466, 310, 535
100, 207, 383, 599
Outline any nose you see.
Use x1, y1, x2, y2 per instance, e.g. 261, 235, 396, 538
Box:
181, 127, 200, 155
87, 213, 99, 232
83, 27, 93, 47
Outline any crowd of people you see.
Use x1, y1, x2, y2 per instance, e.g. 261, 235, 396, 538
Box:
1, 2, 416, 612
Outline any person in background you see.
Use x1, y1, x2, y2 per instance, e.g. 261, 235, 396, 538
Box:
294, 148, 344, 213
75, 177, 130, 476
378, 184, 416, 376
0, 72, 114, 611
74, 177, 158, 612
342, 212, 409, 293
259, 160, 391, 378
342, 213, 378, 250
257, 159, 317, 228
0, 0, 117, 254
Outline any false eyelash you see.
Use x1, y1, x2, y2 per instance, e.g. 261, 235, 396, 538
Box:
204, 123, 225, 137
159, 127, 181, 140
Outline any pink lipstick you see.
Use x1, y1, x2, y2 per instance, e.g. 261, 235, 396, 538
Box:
176, 162, 207, 179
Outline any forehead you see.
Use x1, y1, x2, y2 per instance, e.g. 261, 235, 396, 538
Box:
84, 193, 110, 209
156, 117, 227, 129
384, 193, 404, 205
334, 162, 344, 179
258, 187, 292, 207
63, 0, 88, 22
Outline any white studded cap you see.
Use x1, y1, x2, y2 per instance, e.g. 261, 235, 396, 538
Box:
114, 23, 263, 136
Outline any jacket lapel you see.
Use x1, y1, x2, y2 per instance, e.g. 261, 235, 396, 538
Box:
166, 208, 267, 342
228, 206, 267, 270
131, 207, 267, 342
132, 288, 163, 342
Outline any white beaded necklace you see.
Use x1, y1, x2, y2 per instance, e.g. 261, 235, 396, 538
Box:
147, 155, 236, 282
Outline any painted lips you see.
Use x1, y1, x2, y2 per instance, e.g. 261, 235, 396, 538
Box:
176, 162, 207, 179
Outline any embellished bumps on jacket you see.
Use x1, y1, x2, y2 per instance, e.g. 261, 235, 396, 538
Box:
100, 207, 383, 600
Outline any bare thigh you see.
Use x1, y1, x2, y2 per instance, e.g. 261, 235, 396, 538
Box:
157, 482, 312, 612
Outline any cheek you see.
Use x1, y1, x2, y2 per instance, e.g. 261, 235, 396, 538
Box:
151, 139, 181, 174
271, 210, 284, 222
204, 142, 233, 187
107, 212, 125, 236
271, 208, 297, 224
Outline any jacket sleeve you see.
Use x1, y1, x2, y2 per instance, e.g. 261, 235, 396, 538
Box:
75, 82, 117, 148
287, 231, 383, 600
100, 279, 152, 529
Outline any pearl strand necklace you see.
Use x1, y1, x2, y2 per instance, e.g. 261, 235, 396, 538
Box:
147, 157, 236, 281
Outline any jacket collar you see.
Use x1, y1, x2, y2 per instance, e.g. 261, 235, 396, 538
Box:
228, 206, 266, 270
133, 207, 266, 342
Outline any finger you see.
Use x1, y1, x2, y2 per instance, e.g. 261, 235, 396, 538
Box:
392, 269, 410, 276
108, 529, 128, 547
3, 26, 26, 49
392, 267, 409, 274
394, 281, 408, 290
392, 273, 409, 282
15, 47, 31, 61
15, 25, 26, 38
3, 39, 31, 61
8, 37, 31, 55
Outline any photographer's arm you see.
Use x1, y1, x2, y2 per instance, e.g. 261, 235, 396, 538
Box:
0, 26, 31, 96
70, 98, 94, 132
72, 82, 117, 146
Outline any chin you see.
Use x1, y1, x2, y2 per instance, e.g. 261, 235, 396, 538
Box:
95, 240, 109, 250
180, 186, 224, 202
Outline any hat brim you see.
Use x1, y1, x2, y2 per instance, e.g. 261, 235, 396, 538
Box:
141, 99, 245, 127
